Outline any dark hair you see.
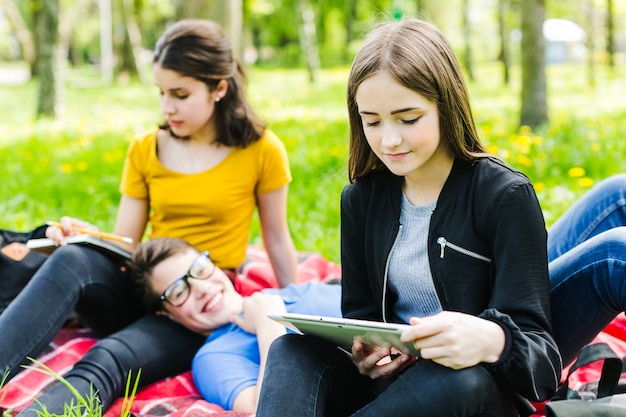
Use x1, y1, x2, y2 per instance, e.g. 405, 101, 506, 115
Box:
129, 237, 196, 310
153, 19, 265, 147
347, 17, 488, 183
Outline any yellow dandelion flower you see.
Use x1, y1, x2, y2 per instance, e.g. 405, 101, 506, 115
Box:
77, 161, 88, 171
590, 143, 601, 152
578, 177, 594, 187
517, 135, 532, 147
519, 125, 532, 136
486, 144, 499, 155
516, 155, 532, 167
78, 136, 93, 148
61, 163, 73, 174
568, 167, 585, 177
534, 182, 545, 192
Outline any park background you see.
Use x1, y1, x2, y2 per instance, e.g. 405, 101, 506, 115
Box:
0, 0, 625, 263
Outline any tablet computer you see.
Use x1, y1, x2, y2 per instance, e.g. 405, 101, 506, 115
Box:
267, 312, 420, 356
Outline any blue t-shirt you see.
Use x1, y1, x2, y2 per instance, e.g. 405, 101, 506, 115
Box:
192, 282, 342, 410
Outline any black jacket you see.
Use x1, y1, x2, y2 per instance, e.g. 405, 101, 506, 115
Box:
340, 157, 561, 403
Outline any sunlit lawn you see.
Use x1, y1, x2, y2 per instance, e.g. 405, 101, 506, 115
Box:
0, 63, 624, 263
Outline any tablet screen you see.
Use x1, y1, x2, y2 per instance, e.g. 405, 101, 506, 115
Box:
267, 312, 420, 356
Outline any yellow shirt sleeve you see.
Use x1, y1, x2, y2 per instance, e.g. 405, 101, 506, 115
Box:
118, 129, 291, 269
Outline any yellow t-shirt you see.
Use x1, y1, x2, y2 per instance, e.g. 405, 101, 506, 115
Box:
119, 129, 291, 269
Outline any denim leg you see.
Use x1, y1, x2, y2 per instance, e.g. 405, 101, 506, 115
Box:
547, 174, 626, 261
0, 245, 143, 383
257, 334, 380, 417
257, 335, 516, 417
549, 227, 626, 365
17, 314, 206, 416
350, 360, 517, 417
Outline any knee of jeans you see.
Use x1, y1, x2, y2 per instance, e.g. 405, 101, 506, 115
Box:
43, 245, 92, 278
440, 365, 499, 399
596, 227, 626, 258
66, 336, 136, 407
268, 334, 300, 357
600, 174, 626, 194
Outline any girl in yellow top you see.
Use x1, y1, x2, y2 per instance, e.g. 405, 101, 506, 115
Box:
7, 19, 298, 417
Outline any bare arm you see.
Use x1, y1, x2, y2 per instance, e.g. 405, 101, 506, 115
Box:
112, 195, 150, 251
257, 185, 298, 286
45, 195, 148, 252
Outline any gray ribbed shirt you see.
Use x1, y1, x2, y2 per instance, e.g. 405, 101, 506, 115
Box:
388, 195, 442, 323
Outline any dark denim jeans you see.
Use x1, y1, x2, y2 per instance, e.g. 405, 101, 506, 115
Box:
0, 245, 143, 382
256, 334, 518, 417
0, 245, 204, 417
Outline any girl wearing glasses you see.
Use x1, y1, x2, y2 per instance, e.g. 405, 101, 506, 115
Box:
129, 237, 341, 412
6, 19, 298, 417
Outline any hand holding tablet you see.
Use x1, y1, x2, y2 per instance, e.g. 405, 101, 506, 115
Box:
267, 312, 420, 356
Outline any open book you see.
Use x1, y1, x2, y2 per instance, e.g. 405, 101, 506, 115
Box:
26, 234, 131, 261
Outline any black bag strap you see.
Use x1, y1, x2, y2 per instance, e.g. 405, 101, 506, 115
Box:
553, 343, 623, 401
0, 225, 48, 247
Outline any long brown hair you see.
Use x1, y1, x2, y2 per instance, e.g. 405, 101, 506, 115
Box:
153, 19, 265, 147
347, 18, 488, 183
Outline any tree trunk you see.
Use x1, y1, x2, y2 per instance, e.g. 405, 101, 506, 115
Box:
121, 0, 148, 84
462, 0, 473, 81
179, 0, 243, 62
519, 0, 548, 128
0, 0, 35, 66
585, 0, 596, 87
35, 0, 60, 118
298, 0, 320, 83
497, 0, 510, 86
606, 0, 615, 69
345, 0, 357, 62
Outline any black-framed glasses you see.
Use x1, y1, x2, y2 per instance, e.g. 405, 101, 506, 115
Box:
158, 251, 216, 307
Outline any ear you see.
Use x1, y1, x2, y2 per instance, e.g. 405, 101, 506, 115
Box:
156, 309, 177, 322
214, 79, 229, 101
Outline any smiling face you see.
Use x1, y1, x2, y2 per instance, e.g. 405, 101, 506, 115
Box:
153, 65, 226, 139
149, 249, 243, 336
355, 71, 453, 184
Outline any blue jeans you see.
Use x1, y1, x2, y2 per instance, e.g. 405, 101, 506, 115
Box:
0, 245, 204, 417
547, 173, 626, 365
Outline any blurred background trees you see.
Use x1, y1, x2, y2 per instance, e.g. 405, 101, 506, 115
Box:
0, 0, 624, 127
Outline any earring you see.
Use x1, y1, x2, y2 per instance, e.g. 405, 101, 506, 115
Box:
215, 97, 221, 102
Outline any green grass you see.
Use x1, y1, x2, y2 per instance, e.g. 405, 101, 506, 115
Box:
0, 360, 139, 417
0, 63, 625, 263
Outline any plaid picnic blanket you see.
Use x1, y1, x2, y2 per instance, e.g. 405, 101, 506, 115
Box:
0, 247, 340, 417
2, 246, 626, 417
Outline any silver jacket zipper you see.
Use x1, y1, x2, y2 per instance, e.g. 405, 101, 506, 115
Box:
436, 237, 491, 263
382, 224, 403, 323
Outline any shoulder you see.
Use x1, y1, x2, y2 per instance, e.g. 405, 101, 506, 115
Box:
247, 129, 288, 156
342, 170, 401, 203
471, 157, 530, 186
130, 129, 159, 146
471, 157, 535, 201
126, 129, 158, 156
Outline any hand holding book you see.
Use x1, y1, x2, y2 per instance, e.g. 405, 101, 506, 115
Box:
45, 221, 133, 244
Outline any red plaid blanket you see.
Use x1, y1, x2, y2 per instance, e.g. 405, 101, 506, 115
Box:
2, 247, 626, 416
0, 247, 340, 417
